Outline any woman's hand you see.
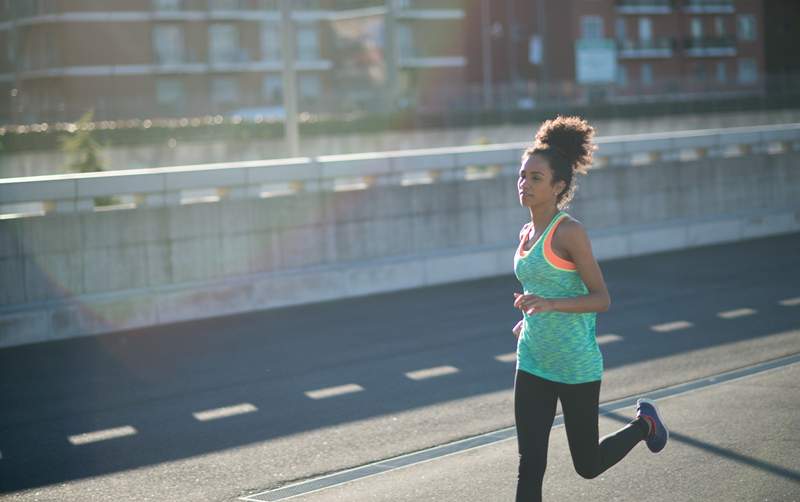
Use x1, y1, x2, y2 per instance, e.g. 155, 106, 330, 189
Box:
513, 292, 555, 315
512, 319, 523, 339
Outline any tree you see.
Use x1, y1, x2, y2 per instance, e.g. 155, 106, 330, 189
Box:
61, 110, 104, 173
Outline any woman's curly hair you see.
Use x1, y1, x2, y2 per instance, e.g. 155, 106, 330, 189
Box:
524, 116, 597, 209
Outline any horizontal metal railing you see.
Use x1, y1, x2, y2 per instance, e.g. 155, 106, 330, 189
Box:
1, 123, 799, 218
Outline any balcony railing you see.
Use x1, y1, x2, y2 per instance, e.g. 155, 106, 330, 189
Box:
683, 0, 734, 14
617, 38, 675, 58
684, 36, 736, 57
616, 0, 673, 14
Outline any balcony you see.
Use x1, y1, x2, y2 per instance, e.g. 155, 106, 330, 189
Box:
682, 0, 734, 14
617, 38, 675, 58
616, 0, 673, 15
684, 36, 736, 57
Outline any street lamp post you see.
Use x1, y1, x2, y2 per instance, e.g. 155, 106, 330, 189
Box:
280, 0, 299, 157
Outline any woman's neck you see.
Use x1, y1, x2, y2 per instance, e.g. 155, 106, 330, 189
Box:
530, 206, 559, 232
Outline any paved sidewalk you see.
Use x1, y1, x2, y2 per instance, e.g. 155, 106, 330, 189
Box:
282, 363, 800, 502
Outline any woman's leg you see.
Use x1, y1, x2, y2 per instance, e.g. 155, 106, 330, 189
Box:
559, 380, 648, 479
515, 370, 559, 502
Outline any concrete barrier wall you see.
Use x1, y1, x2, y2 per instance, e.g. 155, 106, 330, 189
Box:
1, 124, 799, 347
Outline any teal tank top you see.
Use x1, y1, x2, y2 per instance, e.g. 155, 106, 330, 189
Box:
513, 211, 603, 384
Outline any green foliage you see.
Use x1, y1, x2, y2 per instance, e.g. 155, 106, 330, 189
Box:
59, 110, 105, 173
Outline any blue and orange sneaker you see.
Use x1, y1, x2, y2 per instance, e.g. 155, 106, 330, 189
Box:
636, 398, 669, 453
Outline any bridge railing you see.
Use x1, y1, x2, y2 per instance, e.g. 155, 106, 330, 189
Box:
2, 123, 799, 217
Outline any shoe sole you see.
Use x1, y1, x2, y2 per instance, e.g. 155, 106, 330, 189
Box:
639, 398, 669, 453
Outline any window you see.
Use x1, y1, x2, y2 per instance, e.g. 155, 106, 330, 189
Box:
263, 75, 282, 104
209, 24, 239, 63
615, 18, 626, 41
690, 17, 703, 39
212, 77, 238, 104
716, 61, 727, 83
714, 16, 725, 36
617, 65, 628, 86
153, 24, 184, 64
296, 25, 319, 61
261, 22, 281, 61
397, 24, 413, 58
641, 63, 653, 85
737, 58, 757, 83
638, 17, 652, 42
299, 74, 321, 100
580, 16, 603, 40
156, 78, 185, 110
737, 15, 755, 41
693, 62, 706, 81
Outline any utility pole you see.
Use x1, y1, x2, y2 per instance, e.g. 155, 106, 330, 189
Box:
280, 0, 299, 157
384, 0, 398, 113
481, 0, 493, 110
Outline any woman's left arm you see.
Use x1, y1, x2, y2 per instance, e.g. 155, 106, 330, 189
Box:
514, 221, 611, 314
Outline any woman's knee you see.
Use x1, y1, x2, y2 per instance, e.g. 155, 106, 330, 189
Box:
518, 452, 546, 481
572, 459, 600, 479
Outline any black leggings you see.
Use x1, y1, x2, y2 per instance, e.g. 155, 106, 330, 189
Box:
514, 370, 647, 502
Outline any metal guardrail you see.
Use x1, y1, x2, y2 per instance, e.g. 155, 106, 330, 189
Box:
1, 123, 799, 218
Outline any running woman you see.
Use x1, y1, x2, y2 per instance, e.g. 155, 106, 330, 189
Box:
511, 116, 668, 502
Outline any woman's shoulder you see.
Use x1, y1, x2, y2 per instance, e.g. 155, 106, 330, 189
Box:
554, 213, 589, 243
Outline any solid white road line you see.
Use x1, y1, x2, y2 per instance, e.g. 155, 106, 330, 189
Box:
779, 297, 800, 307
305, 384, 365, 400
193, 403, 258, 422
68, 426, 137, 446
405, 366, 460, 381
718, 308, 757, 319
651, 321, 694, 332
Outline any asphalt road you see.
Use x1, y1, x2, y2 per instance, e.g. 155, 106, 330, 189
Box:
1, 232, 799, 501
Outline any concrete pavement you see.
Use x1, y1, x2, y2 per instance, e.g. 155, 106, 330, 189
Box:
280, 362, 800, 502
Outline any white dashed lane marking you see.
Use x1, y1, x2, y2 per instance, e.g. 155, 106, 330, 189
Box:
305, 384, 365, 400
68, 426, 137, 446
651, 321, 694, 332
779, 297, 800, 307
405, 366, 460, 381
596, 333, 624, 344
495, 353, 517, 363
718, 308, 757, 319
193, 403, 258, 422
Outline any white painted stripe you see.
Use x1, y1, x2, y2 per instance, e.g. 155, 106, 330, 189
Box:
651, 321, 694, 332
68, 426, 137, 445
0, 449, 3, 460
494, 352, 517, 363
193, 403, 258, 422
717, 308, 757, 319
597, 333, 624, 344
779, 297, 800, 307
405, 366, 460, 381
305, 384, 364, 400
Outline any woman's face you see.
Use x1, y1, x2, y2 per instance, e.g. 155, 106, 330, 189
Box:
518, 154, 564, 208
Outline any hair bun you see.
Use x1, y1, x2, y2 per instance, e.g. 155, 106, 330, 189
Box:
533, 116, 596, 175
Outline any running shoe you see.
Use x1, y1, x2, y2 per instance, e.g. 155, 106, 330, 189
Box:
636, 398, 669, 453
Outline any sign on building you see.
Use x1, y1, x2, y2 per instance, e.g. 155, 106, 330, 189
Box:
575, 39, 617, 84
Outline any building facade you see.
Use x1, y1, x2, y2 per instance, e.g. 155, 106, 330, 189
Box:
0, 0, 773, 124
0, 0, 466, 123
463, 0, 766, 107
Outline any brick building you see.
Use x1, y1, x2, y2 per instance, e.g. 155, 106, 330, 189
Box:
464, 0, 766, 107
0, 0, 466, 123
